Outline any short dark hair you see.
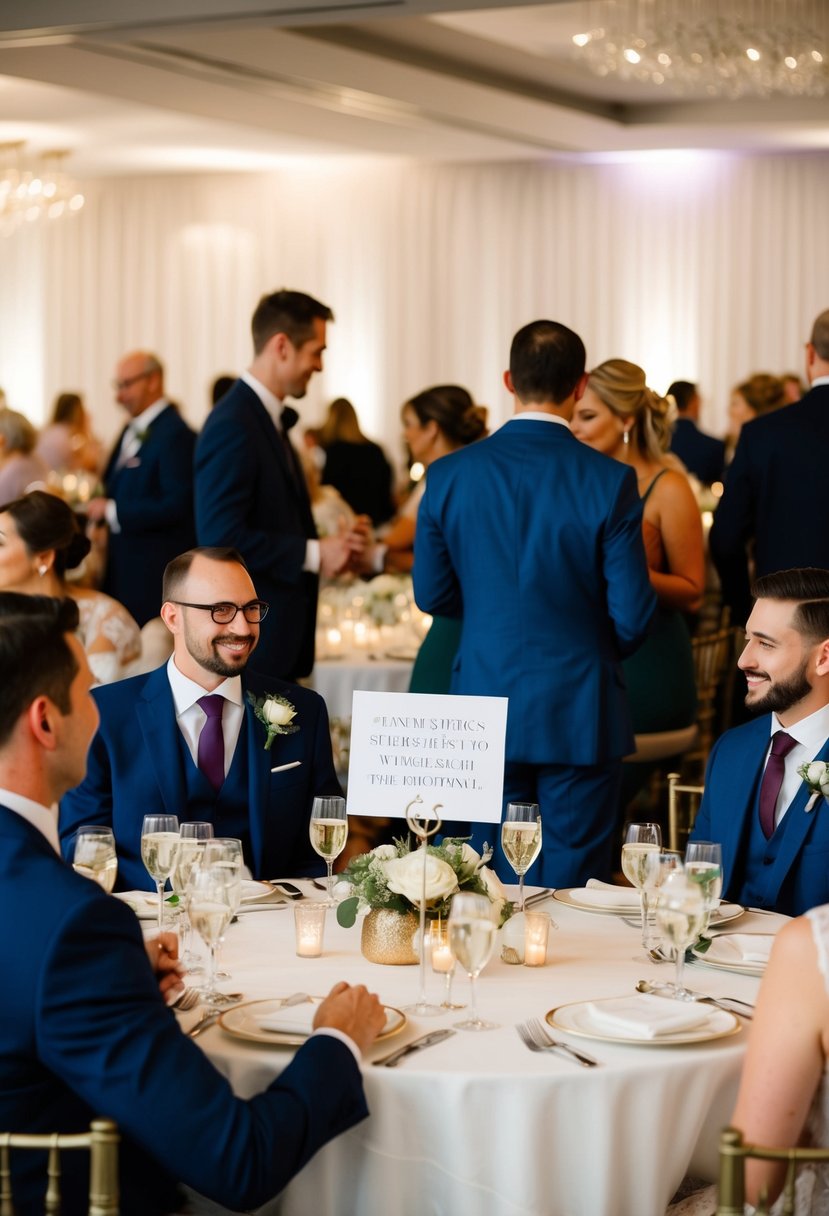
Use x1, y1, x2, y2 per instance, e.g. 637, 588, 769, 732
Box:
509, 320, 586, 405
162, 547, 248, 604
0, 593, 80, 748
752, 567, 829, 644
0, 491, 91, 578
251, 290, 333, 356
667, 381, 697, 413
210, 375, 236, 408
811, 309, 829, 361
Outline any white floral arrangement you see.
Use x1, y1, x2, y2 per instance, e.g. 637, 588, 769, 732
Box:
336, 837, 512, 928
361, 574, 411, 627
247, 692, 299, 751
799, 760, 829, 812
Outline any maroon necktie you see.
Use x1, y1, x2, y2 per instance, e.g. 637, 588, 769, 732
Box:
759, 731, 797, 839
197, 695, 225, 791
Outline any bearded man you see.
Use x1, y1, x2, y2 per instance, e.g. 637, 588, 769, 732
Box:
690, 568, 829, 915
59, 547, 340, 887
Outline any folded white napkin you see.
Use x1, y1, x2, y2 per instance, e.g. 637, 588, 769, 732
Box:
585, 994, 712, 1040
709, 934, 775, 965
570, 881, 640, 909
256, 1002, 316, 1036
239, 881, 287, 910
113, 890, 159, 919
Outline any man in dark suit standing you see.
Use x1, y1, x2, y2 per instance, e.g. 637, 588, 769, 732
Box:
0, 592, 383, 1216
60, 547, 341, 887
414, 320, 656, 887
86, 351, 196, 626
711, 308, 829, 626
691, 568, 829, 916
667, 379, 725, 486
195, 290, 365, 680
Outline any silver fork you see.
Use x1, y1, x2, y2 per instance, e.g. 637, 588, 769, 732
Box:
516, 1019, 599, 1067
169, 986, 201, 1011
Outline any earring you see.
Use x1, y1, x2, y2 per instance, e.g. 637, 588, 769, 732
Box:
622, 430, 630, 447
38, 564, 48, 577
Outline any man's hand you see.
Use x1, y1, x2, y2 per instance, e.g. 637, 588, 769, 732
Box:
314, 981, 386, 1055
84, 497, 109, 523
145, 932, 185, 1004
319, 535, 353, 578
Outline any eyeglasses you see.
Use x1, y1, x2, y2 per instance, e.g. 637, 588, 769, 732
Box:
113, 371, 152, 392
170, 600, 270, 624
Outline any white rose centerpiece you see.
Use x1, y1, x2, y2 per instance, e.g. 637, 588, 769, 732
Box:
246, 691, 299, 750
799, 760, 829, 812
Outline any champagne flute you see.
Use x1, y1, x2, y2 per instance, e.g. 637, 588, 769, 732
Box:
448, 893, 498, 1031
72, 826, 118, 893
173, 823, 214, 968
656, 871, 706, 999
621, 822, 662, 954
500, 802, 542, 912
201, 837, 243, 983
684, 841, 723, 934
429, 918, 466, 1010
141, 814, 180, 931
310, 796, 348, 907
187, 864, 234, 1007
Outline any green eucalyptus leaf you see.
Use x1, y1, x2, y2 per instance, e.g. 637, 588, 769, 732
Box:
337, 895, 359, 928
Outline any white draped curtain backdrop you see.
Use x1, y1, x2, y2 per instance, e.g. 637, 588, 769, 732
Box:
0, 151, 827, 472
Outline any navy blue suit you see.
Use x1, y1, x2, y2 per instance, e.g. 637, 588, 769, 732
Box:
195, 381, 318, 680
669, 417, 725, 486
413, 418, 656, 886
102, 404, 196, 627
710, 384, 829, 625
0, 807, 367, 1216
58, 666, 339, 888
691, 717, 829, 916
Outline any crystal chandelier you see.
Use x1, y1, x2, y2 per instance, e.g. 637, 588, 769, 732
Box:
0, 143, 85, 236
572, 0, 829, 97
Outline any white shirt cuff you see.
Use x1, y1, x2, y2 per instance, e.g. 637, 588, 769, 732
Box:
104, 499, 120, 533
304, 539, 321, 573
311, 1026, 361, 1065
371, 544, 387, 574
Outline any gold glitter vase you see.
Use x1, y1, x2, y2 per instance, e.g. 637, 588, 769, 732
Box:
360, 909, 419, 965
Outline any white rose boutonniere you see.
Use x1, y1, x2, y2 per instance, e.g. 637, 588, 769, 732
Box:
246, 691, 299, 751
798, 760, 829, 812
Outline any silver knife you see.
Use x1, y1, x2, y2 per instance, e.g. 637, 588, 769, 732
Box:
524, 888, 553, 908
373, 1028, 455, 1067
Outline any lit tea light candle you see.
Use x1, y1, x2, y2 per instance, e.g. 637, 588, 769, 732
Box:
326, 627, 342, 656
524, 911, 552, 967
431, 940, 454, 973
294, 903, 326, 958
353, 621, 368, 648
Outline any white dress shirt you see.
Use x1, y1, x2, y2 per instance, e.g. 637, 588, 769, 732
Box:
768, 701, 829, 828
506, 410, 571, 428
166, 656, 245, 779
0, 787, 60, 852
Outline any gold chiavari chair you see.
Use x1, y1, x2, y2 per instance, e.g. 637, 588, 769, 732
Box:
0, 1118, 119, 1216
667, 771, 705, 853
717, 1125, 829, 1216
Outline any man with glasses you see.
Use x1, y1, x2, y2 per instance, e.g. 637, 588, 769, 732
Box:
59, 547, 340, 887
86, 350, 196, 626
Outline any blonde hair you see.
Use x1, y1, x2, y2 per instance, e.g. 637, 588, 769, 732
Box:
0, 408, 37, 455
587, 359, 676, 462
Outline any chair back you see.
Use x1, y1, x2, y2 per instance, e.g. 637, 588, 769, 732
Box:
0, 1118, 119, 1215
717, 1125, 829, 1216
688, 622, 737, 776
667, 771, 705, 852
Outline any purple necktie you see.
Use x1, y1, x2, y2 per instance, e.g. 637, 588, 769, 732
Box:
197, 695, 225, 792
759, 731, 797, 839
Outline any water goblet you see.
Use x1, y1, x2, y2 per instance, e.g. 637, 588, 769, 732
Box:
684, 840, 723, 934
173, 823, 214, 968
310, 796, 348, 907
621, 822, 662, 955
202, 837, 243, 981
448, 893, 498, 1031
187, 865, 234, 1008
656, 871, 707, 999
428, 919, 466, 1010
501, 802, 542, 912
72, 826, 118, 893
141, 814, 180, 931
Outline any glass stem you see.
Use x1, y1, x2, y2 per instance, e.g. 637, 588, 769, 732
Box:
444, 971, 453, 1007
469, 973, 479, 1025
326, 860, 334, 903
640, 890, 651, 949
157, 880, 164, 932
674, 942, 686, 997
206, 942, 217, 1003
518, 872, 525, 913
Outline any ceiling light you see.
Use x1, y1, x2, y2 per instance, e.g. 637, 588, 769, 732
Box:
0, 143, 85, 236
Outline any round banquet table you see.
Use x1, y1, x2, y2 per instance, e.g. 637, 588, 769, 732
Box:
182, 886, 786, 1216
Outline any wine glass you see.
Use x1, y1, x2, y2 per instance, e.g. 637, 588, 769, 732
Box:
448, 893, 498, 1031
310, 796, 348, 907
684, 841, 723, 934
621, 822, 662, 954
428, 918, 466, 1010
187, 864, 234, 1008
141, 814, 180, 931
656, 871, 706, 999
500, 802, 542, 912
173, 823, 214, 969
201, 837, 243, 983
72, 826, 118, 893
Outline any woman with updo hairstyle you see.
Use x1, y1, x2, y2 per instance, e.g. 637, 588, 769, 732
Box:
572, 359, 704, 809
726, 372, 786, 463
0, 490, 140, 684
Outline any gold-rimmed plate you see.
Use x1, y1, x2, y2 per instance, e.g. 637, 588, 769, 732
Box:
553, 888, 745, 926
219, 998, 406, 1047
691, 932, 773, 977
545, 998, 741, 1046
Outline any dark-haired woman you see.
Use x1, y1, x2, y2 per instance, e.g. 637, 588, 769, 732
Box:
0, 491, 140, 683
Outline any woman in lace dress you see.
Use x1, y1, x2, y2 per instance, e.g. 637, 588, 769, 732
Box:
669, 907, 829, 1215
0, 490, 140, 683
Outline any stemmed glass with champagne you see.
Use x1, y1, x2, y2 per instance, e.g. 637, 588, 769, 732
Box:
72, 826, 118, 892
621, 822, 662, 954
141, 814, 180, 931
172, 822, 214, 968
310, 796, 348, 907
501, 802, 542, 912
201, 837, 243, 983
656, 871, 706, 998
187, 864, 234, 1008
684, 841, 723, 934
448, 893, 498, 1031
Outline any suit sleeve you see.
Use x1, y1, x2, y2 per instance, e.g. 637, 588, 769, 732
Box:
293, 690, 343, 877
601, 466, 657, 657
113, 422, 196, 534
195, 407, 308, 584
58, 717, 115, 861
412, 475, 463, 618
39, 893, 368, 1209
709, 434, 754, 625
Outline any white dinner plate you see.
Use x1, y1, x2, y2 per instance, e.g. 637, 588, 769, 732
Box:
219, 998, 406, 1046
546, 998, 741, 1046
553, 888, 745, 926
691, 934, 771, 977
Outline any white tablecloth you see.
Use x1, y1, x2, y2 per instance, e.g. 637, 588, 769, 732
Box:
185, 888, 783, 1216
307, 656, 414, 722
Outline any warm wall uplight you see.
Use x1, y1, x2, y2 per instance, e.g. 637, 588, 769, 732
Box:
623, 47, 641, 63
572, 32, 591, 47
745, 47, 761, 61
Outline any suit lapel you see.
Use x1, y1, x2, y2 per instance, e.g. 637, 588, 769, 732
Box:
135, 668, 187, 819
